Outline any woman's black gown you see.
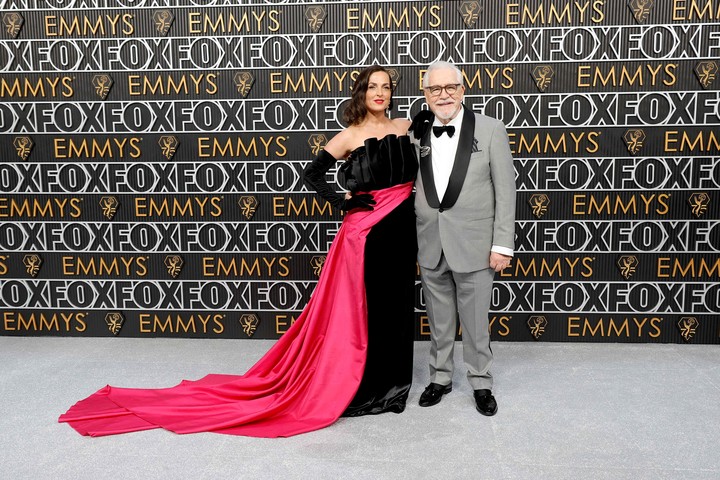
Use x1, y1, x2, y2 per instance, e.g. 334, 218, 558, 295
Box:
338, 134, 418, 416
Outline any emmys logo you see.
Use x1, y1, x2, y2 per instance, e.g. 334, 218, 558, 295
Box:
153, 10, 174, 36
91, 74, 113, 100
238, 196, 259, 220
305, 6, 327, 33
617, 255, 639, 280
99, 196, 119, 220
528, 194, 550, 219
23, 254, 42, 277
105, 312, 125, 336
532, 66, 554, 93
678, 317, 698, 342
623, 129, 645, 154
694, 61, 718, 89
2, 13, 24, 38
627, 0, 654, 24
13, 136, 33, 160
528, 315, 547, 340
239, 313, 260, 337
158, 135, 179, 160
164, 255, 184, 278
233, 72, 255, 98
310, 255, 326, 277
308, 135, 328, 156
458, 2, 482, 27
687, 193, 709, 218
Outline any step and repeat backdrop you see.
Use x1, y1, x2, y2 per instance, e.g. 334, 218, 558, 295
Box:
0, 1, 718, 343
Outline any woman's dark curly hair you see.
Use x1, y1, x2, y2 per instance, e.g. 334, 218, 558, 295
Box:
343, 65, 394, 126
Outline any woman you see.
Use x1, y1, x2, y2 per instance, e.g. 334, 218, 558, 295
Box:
58, 66, 417, 438
303, 65, 418, 416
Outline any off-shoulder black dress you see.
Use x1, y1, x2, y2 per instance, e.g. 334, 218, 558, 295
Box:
338, 134, 418, 416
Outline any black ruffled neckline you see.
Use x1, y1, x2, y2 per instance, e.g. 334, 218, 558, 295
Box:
341, 134, 417, 192
348, 134, 409, 159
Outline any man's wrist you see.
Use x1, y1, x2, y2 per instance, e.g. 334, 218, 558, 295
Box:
491, 245, 513, 257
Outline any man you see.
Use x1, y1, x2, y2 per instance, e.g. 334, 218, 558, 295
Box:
409, 61, 516, 416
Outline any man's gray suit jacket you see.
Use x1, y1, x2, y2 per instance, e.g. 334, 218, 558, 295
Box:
413, 106, 516, 273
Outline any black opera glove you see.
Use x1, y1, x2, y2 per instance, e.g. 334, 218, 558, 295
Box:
341, 193, 375, 211
303, 149, 375, 212
408, 109, 435, 139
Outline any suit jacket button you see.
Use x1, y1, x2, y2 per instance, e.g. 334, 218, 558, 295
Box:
438, 208, 444, 213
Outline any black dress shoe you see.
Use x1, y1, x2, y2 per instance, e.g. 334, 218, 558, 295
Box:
418, 383, 452, 407
473, 389, 498, 416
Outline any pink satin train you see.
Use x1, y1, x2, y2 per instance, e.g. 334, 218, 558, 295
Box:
58, 182, 414, 438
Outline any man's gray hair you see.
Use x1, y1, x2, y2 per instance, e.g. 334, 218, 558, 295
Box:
422, 61, 464, 87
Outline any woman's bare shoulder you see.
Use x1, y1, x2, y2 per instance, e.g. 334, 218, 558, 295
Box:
323, 127, 359, 159
392, 117, 412, 134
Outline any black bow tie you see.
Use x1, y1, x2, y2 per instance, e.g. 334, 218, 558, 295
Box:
433, 125, 455, 138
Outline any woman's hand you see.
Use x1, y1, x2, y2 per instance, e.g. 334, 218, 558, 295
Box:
341, 193, 376, 211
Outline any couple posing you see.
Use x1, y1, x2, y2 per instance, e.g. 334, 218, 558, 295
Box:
59, 61, 516, 438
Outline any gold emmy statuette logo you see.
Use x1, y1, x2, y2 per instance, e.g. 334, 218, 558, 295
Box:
623, 129, 646, 155
13, 136, 33, 161
233, 72, 255, 98
153, 10, 175, 36
23, 254, 42, 277
688, 193, 710, 218
617, 255, 639, 280
678, 317, 698, 341
386, 68, 401, 88
164, 255, 184, 278
91, 74, 114, 100
308, 134, 328, 156
238, 196, 259, 220
527, 315, 547, 340
458, 2, 482, 27
694, 61, 718, 90
2, 13, 24, 38
158, 135, 179, 160
305, 6, 327, 33
239, 313, 260, 337
105, 312, 125, 336
532, 66, 554, 93
528, 194, 550, 219
310, 255, 326, 277
99, 196, 119, 220
628, 0, 654, 24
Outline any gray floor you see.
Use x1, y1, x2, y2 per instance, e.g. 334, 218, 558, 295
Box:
0, 337, 718, 480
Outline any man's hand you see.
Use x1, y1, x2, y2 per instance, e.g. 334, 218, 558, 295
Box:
489, 252, 512, 272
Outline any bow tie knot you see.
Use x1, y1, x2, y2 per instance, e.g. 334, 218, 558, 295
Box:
433, 125, 455, 138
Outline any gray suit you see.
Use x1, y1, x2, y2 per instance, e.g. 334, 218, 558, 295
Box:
413, 106, 516, 390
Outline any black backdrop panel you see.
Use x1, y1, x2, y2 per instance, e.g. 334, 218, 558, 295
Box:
0, 1, 718, 343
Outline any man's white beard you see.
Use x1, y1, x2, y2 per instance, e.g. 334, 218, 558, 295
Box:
434, 103, 461, 122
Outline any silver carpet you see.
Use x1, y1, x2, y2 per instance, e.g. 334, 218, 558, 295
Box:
0, 337, 718, 480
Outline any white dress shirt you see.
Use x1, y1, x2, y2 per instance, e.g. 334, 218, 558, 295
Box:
430, 108, 464, 200
430, 108, 513, 258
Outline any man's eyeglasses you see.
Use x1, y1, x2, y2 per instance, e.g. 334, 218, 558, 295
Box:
426, 83, 463, 97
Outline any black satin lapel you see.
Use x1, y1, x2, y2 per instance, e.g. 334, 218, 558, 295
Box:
419, 126, 440, 208
440, 107, 475, 209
